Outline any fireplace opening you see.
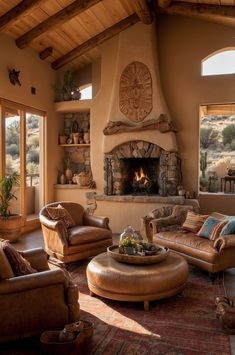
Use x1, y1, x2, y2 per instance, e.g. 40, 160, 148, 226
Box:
120, 158, 159, 195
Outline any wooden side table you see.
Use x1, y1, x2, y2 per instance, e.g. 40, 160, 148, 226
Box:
221, 175, 235, 193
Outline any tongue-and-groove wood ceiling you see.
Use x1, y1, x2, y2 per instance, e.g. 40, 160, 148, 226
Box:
0, 0, 235, 70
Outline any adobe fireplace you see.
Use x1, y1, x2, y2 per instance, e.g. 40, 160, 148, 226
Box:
104, 140, 181, 196
101, 22, 182, 198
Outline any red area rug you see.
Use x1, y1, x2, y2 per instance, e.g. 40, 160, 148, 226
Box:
69, 261, 231, 355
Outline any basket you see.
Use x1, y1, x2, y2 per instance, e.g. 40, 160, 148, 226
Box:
74, 173, 90, 187
40, 330, 77, 355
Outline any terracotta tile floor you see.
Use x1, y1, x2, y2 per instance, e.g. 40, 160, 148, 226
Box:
15, 229, 235, 354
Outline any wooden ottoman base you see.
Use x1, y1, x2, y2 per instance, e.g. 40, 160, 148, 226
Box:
86, 252, 188, 310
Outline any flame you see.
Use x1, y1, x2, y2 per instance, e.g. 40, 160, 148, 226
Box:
134, 168, 149, 185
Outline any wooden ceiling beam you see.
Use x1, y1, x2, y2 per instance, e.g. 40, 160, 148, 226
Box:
0, 0, 46, 31
156, 2, 235, 20
133, 0, 152, 24
16, 0, 102, 49
39, 46, 53, 60
158, 0, 172, 9
51, 13, 140, 70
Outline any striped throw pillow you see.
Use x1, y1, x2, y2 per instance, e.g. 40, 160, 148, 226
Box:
197, 217, 220, 239
182, 211, 209, 233
209, 220, 228, 241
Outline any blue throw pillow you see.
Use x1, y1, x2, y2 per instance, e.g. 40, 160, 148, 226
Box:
197, 217, 219, 239
220, 218, 235, 235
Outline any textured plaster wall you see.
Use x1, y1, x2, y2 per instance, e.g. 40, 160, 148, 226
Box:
56, 17, 235, 232
0, 33, 59, 203
157, 15, 235, 214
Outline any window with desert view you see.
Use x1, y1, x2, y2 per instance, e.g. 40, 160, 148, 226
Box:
200, 104, 235, 193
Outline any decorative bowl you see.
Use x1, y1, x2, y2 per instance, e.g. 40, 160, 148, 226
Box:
107, 245, 169, 265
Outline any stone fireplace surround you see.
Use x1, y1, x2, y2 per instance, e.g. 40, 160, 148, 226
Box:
104, 140, 181, 197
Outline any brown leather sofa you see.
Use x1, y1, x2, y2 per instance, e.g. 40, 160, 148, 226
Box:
140, 204, 196, 242
147, 209, 235, 274
39, 201, 113, 263
0, 248, 79, 343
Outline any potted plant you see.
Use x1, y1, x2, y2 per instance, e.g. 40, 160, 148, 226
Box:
0, 172, 22, 242
62, 71, 80, 101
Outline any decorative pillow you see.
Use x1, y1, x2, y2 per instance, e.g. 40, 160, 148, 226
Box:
197, 217, 220, 239
1, 240, 37, 277
0, 244, 14, 279
182, 211, 209, 233
209, 220, 228, 241
46, 204, 75, 228
220, 218, 235, 236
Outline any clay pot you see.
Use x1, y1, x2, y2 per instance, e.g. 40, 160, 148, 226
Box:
59, 135, 67, 145
65, 169, 73, 182
83, 131, 90, 144
60, 174, 66, 185
0, 215, 22, 243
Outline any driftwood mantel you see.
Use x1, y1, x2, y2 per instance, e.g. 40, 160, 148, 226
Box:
103, 114, 176, 136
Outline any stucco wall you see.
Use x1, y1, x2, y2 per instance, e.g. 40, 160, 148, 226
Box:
56, 17, 235, 231
157, 15, 235, 214
0, 33, 59, 203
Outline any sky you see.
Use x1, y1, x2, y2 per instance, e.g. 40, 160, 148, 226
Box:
202, 50, 235, 76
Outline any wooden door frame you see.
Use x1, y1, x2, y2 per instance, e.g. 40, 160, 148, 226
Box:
0, 98, 46, 228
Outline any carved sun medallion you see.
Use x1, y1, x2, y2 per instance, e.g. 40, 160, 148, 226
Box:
119, 61, 152, 122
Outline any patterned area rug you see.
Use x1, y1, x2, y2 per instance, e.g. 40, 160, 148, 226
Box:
0, 260, 231, 355
68, 261, 231, 355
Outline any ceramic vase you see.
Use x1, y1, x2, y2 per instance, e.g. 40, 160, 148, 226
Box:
60, 174, 66, 184
83, 131, 90, 144
65, 169, 73, 182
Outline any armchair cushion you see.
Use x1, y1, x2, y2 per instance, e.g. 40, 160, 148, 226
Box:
1, 240, 37, 277
46, 204, 75, 228
68, 226, 112, 245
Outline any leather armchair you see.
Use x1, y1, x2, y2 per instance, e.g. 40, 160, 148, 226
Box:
39, 201, 113, 263
0, 248, 79, 343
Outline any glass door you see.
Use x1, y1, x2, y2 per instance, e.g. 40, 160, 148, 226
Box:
0, 100, 45, 226
4, 107, 21, 216
25, 112, 44, 220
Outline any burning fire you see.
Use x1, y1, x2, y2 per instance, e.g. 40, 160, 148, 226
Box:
134, 168, 149, 185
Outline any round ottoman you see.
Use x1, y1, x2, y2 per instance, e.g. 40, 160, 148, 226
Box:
86, 251, 188, 310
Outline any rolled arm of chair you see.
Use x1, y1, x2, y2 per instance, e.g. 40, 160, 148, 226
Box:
83, 213, 110, 229
20, 248, 49, 271
213, 234, 235, 252
40, 215, 68, 246
150, 215, 181, 235
0, 269, 69, 295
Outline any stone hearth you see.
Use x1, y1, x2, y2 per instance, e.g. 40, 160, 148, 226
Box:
104, 140, 181, 196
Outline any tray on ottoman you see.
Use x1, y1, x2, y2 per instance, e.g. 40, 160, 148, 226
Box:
107, 245, 169, 265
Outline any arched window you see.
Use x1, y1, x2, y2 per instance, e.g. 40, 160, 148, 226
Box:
202, 49, 235, 76
80, 84, 92, 99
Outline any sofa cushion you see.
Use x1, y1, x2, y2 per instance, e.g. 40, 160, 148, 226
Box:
46, 204, 75, 228
197, 217, 220, 239
0, 243, 14, 279
182, 211, 209, 233
1, 240, 37, 276
68, 226, 112, 245
153, 231, 218, 263
209, 220, 228, 241
220, 218, 235, 235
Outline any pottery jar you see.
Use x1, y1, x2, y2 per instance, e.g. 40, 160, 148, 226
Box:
65, 169, 73, 182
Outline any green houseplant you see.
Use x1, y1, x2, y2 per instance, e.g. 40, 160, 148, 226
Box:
0, 172, 22, 242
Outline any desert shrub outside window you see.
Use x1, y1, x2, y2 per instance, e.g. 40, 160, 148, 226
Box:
199, 105, 235, 193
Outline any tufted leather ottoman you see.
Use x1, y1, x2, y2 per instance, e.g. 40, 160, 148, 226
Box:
86, 251, 188, 310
